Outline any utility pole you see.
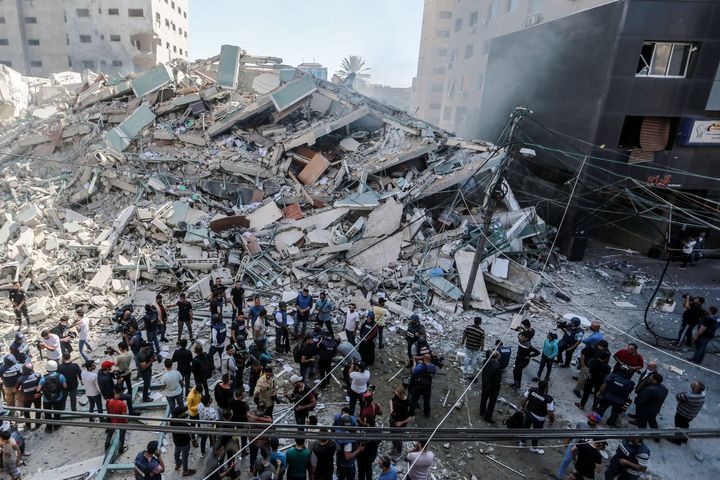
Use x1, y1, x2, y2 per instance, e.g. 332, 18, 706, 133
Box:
462, 107, 525, 309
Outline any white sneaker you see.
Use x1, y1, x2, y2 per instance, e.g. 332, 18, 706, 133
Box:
529, 448, 544, 455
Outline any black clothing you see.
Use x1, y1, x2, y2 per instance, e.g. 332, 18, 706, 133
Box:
177, 301, 193, 322
214, 383, 232, 410
513, 341, 540, 386
699, 315, 717, 339
97, 370, 116, 399
574, 443, 602, 479
230, 287, 244, 310
526, 387, 553, 418
390, 394, 412, 451
635, 383, 668, 417
170, 419, 192, 447
313, 441, 337, 480
9, 288, 26, 306
57, 362, 82, 391
171, 347, 193, 375
209, 299, 223, 317
480, 359, 502, 418
228, 397, 249, 422
579, 345, 597, 366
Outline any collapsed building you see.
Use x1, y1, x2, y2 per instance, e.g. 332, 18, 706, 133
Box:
0, 44, 554, 335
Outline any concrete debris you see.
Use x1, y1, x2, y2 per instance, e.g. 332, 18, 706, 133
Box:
0, 43, 555, 334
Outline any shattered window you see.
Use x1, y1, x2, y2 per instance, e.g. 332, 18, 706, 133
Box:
439, 11, 452, 19
437, 30, 449, 38
81, 60, 95, 69
454, 18, 463, 32
112, 60, 123, 67
110, 34, 121, 42
30, 60, 42, 67
76, 8, 90, 17
469, 11, 478, 27
109, 8, 119, 15
24, 17, 37, 24
465, 44, 474, 59
636, 42, 695, 78
28, 39, 40, 46
79, 35, 92, 43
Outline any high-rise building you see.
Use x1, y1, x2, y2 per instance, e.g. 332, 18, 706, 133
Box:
411, 0, 613, 136
298, 62, 328, 81
0, 0, 189, 77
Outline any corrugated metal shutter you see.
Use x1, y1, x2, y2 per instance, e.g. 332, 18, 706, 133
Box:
630, 117, 670, 163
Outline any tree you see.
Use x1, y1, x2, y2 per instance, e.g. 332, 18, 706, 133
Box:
336, 55, 370, 80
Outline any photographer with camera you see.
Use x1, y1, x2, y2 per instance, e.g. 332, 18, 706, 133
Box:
99, 360, 135, 416
9, 333, 30, 365
71, 309, 92, 363
142, 304, 161, 357
137, 342, 156, 403
556, 317, 584, 368
167, 293, 194, 343
676, 295, 706, 347
114, 342, 133, 395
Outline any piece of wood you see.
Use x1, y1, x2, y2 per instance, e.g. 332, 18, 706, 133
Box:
297, 152, 330, 185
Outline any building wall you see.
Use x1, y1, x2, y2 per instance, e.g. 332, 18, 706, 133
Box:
411, 0, 614, 137
0, 0, 188, 77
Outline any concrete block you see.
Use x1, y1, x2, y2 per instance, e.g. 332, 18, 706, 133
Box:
247, 201, 283, 230
88, 265, 113, 291
363, 198, 403, 238
15, 205, 43, 227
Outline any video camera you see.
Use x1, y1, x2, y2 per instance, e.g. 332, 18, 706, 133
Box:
430, 354, 444, 369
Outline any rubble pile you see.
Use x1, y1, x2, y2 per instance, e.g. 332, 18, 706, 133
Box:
0, 44, 553, 333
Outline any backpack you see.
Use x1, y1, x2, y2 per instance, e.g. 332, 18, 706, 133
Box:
504, 410, 524, 429
42, 373, 63, 402
293, 343, 302, 363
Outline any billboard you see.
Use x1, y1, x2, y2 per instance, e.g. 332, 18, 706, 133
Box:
678, 117, 720, 146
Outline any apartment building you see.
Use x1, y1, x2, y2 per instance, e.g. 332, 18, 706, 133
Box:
411, 0, 612, 136
0, 0, 189, 77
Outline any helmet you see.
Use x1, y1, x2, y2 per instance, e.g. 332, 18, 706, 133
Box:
14, 331, 24, 341
279, 301, 287, 309
3, 354, 16, 366
570, 317, 581, 327
46, 360, 58, 372
410, 314, 420, 322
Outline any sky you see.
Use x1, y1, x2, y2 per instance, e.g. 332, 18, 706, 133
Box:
188, 0, 424, 87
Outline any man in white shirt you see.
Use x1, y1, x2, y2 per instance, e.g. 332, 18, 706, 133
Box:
348, 361, 370, 415
39, 330, 62, 361
73, 309, 92, 363
406, 441, 434, 480
344, 303, 360, 345
81, 361, 103, 421
221, 344, 238, 385
161, 358, 184, 412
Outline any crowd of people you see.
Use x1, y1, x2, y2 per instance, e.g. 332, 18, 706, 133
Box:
0, 277, 714, 480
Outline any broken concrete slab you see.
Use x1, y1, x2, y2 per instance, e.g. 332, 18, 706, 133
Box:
363, 197, 403, 238
131, 64, 173, 97
246, 201, 283, 230
454, 250, 492, 310
105, 104, 156, 152
217, 44, 243, 90
270, 75, 317, 112
297, 151, 330, 185
15, 205, 43, 227
348, 231, 403, 272
88, 265, 113, 290
292, 208, 349, 231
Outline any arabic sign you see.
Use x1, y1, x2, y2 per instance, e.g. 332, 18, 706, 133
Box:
678, 117, 720, 146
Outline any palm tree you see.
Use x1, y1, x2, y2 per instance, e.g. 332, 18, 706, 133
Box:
336, 55, 370, 80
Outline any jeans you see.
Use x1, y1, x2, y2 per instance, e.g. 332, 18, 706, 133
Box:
557, 444, 574, 479
174, 442, 191, 471
536, 355, 553, 380
166, 393, 183, 412
44, 398, 64, 427
200, 433, 215, 455
300, 361, 315, 381
357, 441, 379, 480
318, 359, 332, 388
159, 322, 167, 340
294, 409, 308, 428
178, 321, 194, 342
78, 339, 91, 363
390, 417, 405, 452
676, 323, 695, 347
193, 375, 209, 395
275, 327, 290, 353
692, 337, 710, 363
411, 387, 431, 418
635, 412, 659, 429
463, 348, 482, 374
346, 330, 356, 345
209, 345, 223, 368
522, 410, 545, 446
579, 380, 602, 410
119, 373, 132, 395
377, 325, 384, 349
140, 368, 152, 400
673, 413, 691, 444
22, 397, 41, 428
147, 329, 160, 355
337, 465, 357, 480
105, 428, 126, 450
349, 390, 362, 416
63, 389, 78, 411
87, 394, 103, 421
180, 371, 192, 396
295, 310, 309, 337
479, 388, 499, 420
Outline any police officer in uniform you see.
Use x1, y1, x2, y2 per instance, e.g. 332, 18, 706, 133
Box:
17, 363, 41, 429
596, 366, 635, 427
519, 380, 555, 455
0, 355, 21, 414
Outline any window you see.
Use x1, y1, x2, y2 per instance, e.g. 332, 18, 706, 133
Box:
66, 34, 69, 45
0, 39, 8, 46
437, 30, 449, 38
166, 41, 170, 49
489, 0, 499, 19
172, 23, 176, 32
165, 18, 170, 27
173, 45, 177, 52
430, 84, 443, 93
128, 9, 144, 17
450, 49, 458, 62
110, 34, 121, 42
437, 48, 448, 57
76, 8, 90, 17
28, 39, 40, 46
179, 48, 183, 55
30, 60, 42, 67
507, 0, 519, 12
618, 116, 680, 162
24, 17, 37, 24
469, 11, 478, 27
67, 56, 72, 67
112, 60, 123, 67
454, 18, 463, 32
455, 106, 467, 125
439, 11, 452, 19
443, 107, 453, 121
109, 8, 119, 15
184, 31, 187, 38
429, 103, 441, 110
79, 35, 91, 43
82, 60, 95, 69
0, 61, 11, 67
464, 44, 474, 59
0, 16, 5, 24
447, 78, 456, 98
184, 11, 187, 18
156, 13, 161, 24
636, 42, 695, 78
171, 1, 175, 8
529, 0, 543, 14
178, 7, 181, 14
432, 67, 446, 75
179, 27, 183, 35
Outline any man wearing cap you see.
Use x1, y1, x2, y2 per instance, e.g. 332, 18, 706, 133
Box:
289, 375, 317, 427
274, 302, 291, 354
313, 291, 335, 336
170, 405, 197, 476
317, 330, 338, 389
81, 360, 102, 421
9, 281, 30, 330
344, 303, 360, 345
461, 317, 485, 376
134, 440, 165, 480
556, 412, 601, 479
37, 360, 67, 432
557, 317, 584, 368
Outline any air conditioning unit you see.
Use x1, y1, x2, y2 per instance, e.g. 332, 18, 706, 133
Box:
526, 13, 542, 26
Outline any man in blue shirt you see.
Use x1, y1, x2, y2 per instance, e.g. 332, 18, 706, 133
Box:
410, 354, 437, 418
248, 296, 266, 324
313, 291, 335, 336
134, 440, 165, 479
582, 322, 604, 346
295, 288, 313, 337
36, 360, 67, 433
377, 455, 398, 480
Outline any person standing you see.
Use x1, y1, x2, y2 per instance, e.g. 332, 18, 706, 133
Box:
197, 394, 218, 457
285, 438, 311, 480
604, 438, 650, 479
209, 314, 227, 368
16, 363, 41, 429
312, 436, 338, 480
357, 312, 379, 366
406, 441, 434, 480
348, 361, 371, 416
115, 342, 134, 395
220, 345, 238, 387
480, 352, 502, 423
556, 317, 584, 368
253, 367, 277, 416
0, 355, 21, 415
373, 297, 389, 349
134, 440, 165, 480
161, 359, 184, 412
38, 330, 62, 362
519, 380, 555, 455
691, 306, 718, 364
574, 340, 608, 398
317, 330, 338, 389
81, 361, 102, 422
556, 412, 601, 479
138, 342, 156, 402
344, 303, 360, 345
595, 366, 635, 427
680, 236, 697, 268
582, 322, 604, 347
104, 386, 129, 453
533, 332, 558, 382
168, 293, 194, 343
630, 373, 668, 429
676, 295, 705, 347
693, 231, 706, 262
672, 381, 705, 444
72, 309, 92, 363
569, 440, 605, 480
576, 350, 611, 411
299, 335, 317, 381
405, 315, 423, 365
209, 277, 229, 308
143, 304, 161, 356
389, 384, 414, 456
295, 288, 313, 338
171, 339, 193, 396
170, 406, 197, 477
313, 291, 335, 336
377, 455, 398, 480
273, 302, 291, 354
9, 282, 30, 330
37, 360, 67, 432
248, 296, 266, 329
513, 331, 540, 389
191, 345, 211, 395
57, 352, 81, 412
612, 343, 644, 375
410, 354, 436, 419
461, 317, 485, 376
229, 280, 245, 324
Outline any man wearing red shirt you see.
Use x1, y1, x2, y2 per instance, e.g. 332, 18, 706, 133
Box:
105, 385, 129, 453
612, 343, 644, 375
